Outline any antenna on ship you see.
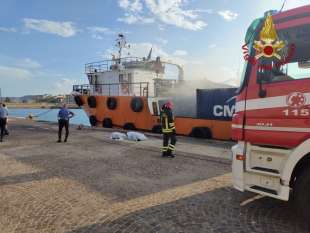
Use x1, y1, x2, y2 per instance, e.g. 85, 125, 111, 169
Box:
115, 33, 130, 63
279, 0, 287, 12
146, 47, 152, 61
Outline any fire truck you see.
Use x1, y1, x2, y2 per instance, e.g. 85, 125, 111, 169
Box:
231, 5, 310, 217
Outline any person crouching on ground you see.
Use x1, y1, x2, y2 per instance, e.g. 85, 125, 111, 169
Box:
57, 104, 75, 143
0, 103, 8, 142
160, 101, 177, 158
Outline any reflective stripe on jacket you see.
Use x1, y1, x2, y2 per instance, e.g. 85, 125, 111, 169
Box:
160, 108, 175, 133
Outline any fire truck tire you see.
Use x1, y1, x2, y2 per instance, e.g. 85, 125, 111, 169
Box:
89, 115, 97, 126
103, 118, 113, 128
123, 123, 136, 130
189, 127, 212, 139
294, 167, 310, 219
130, 97, 144, 112
107, 97, 117, 110
74, 96, 83, 107
152, 125, 162, 134
87, 96, 97, 108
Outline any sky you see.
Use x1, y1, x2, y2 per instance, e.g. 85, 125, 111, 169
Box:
0, 0, 309, 97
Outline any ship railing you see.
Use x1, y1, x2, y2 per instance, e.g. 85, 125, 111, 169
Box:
85, 57, 143, 73
73, 84, 91, 95
73, 82, 149, 97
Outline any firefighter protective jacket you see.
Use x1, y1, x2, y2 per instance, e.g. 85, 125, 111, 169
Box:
160, 108, 175, 133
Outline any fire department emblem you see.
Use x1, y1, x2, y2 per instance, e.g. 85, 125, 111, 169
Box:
286, 92, 307, 108
253, 15, 285, 60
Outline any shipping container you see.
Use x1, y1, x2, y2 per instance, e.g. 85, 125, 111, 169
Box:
196, 88, 237, 121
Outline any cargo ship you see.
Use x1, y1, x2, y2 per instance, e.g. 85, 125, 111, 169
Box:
73, 34, 236, 140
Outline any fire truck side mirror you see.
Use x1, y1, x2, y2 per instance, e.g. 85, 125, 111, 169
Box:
257, 72, 267, 98
259, 86, 267, 98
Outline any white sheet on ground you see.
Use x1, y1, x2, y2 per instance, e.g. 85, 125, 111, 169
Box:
127, 131, 148, 141
111, 132, 127, 140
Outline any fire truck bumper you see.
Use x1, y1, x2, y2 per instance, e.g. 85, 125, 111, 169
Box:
232, 142, 246, 191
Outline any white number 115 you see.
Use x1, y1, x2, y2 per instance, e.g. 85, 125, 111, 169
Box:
283, 109, 310, 116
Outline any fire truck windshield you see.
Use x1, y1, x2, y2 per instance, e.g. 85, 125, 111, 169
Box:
257, 23, 310, 84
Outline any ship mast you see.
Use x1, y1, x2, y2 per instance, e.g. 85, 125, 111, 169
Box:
115, 34, 130, 64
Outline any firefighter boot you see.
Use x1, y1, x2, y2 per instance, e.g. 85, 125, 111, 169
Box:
167, 149, 175, 158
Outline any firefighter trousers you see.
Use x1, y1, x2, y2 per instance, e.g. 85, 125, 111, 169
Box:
162, 132, 177, 154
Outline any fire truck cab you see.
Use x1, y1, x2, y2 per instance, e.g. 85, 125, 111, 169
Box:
232, 5, 310, 217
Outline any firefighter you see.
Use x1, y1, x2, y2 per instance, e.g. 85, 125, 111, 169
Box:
160, 101, 177, 158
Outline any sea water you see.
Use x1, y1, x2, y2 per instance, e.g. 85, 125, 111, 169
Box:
8, 108, 90, 126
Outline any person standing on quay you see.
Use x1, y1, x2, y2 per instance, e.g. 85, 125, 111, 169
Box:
3, 104, 9, 135
160, 101, 177, 158
0, 103, 8, 142
57, 104, 75, 143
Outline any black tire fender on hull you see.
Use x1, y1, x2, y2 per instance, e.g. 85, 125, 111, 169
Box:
130, 97, 144, 112
103, 118, 113, 128
189, 127, 212, 139
123, 123, 136, 130
87, 96, 97, 108
107, 97, 117, 110
89, 115, 97, 126
74, 95, 83, 107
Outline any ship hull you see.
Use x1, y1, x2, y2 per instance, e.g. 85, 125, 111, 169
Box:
77, 95, 232, 140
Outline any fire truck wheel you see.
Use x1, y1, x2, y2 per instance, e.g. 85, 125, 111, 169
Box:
189, 127, 212, 139
294, 167, 310, 219
87, 96, 97, 108
107, 97, 117, 110
103, 118, 113, 128
130, 97, 144, 112
89, 115, 97, 126
152, 125, 162, 134
74, 96, 83, 107
123, 123, 136, 130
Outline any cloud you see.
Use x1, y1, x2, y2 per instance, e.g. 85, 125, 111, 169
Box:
119, 0, 143, 12
145, 0, 207, 30
119, 0, 130, 9
193, 9, 213, 14
0, 27, 17, 33
87, 26, 115, 39
208, 44, 216, 49
16, 58, 41, 69
0, 66, 33, 80
0, 57, 42, 81
23, 18, 78, 37
158, 24, 165, 31
156, 37, 168, 45
173, 50, 187, 56
118, 0, 208, 31
218, 10, 238, 21
118, 14, 154, 24
53, 78, 78, 94
118, 0, 154, 24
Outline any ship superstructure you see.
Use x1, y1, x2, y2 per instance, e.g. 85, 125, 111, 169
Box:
73, 34, 233, 140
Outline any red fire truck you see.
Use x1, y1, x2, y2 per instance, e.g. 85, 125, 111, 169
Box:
231, 5, 310, 217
